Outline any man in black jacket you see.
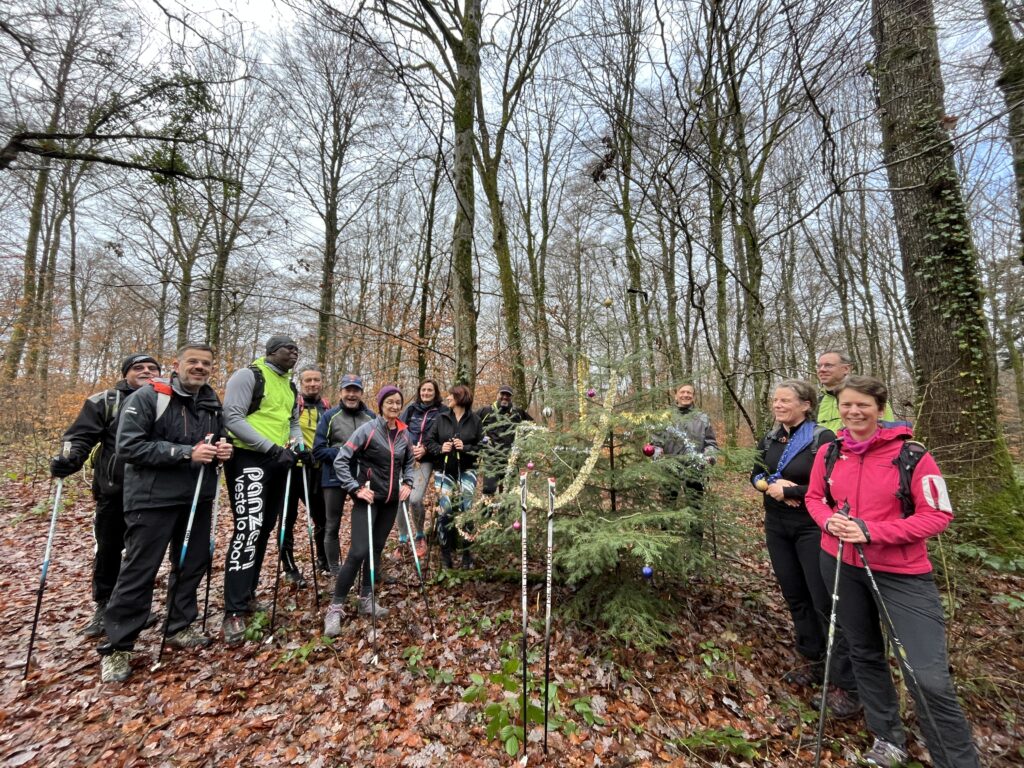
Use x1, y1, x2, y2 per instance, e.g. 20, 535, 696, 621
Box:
98, 343, 232, 683
477, 385, 533, 497
51, 353, 161, 637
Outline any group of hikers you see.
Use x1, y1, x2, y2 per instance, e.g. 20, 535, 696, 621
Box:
46, 337, 978, 766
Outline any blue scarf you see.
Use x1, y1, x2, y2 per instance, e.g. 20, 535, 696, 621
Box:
754, 420, 816, 485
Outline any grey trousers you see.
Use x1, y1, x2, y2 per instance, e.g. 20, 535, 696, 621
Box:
820, 552, 979, 768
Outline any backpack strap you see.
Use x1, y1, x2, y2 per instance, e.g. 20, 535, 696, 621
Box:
821, 439, 842, 509
893, 439, 928, 518
246, 364, 266, 416
151, 380, 173, 422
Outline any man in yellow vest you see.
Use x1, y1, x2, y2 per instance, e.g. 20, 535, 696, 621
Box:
221, 335, 303, 644
815, 350, 893, 431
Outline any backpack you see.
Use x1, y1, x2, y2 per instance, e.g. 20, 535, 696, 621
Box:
821, 436, 928, 518
84, 389, 123, 470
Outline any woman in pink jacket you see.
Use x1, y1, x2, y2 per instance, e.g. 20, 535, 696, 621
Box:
806, 375, 978, 768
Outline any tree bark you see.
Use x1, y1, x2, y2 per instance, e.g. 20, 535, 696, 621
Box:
982, 0, 1024, 267
873, 0, 1024, 546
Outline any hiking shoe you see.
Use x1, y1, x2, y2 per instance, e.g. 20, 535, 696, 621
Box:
283, 569, 308, 588
862, 737, 908, 766
357, 595, 389, 617
166, 625, 212, 649
460, 550, 476, 569
783, 661, 823, 687
316, 558, 331, 575
323, 603, 345, 637
101, 651, 132, 683
80, 602, 107, 638
415, 537, 428, 559
812, 685, 863, 720
222, 613, 247, 645
441, 549, 454, 569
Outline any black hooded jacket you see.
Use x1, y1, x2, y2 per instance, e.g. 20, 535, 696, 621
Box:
116, 375, 227, 511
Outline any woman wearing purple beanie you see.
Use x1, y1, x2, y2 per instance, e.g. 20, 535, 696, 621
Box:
323, 385, 414, 635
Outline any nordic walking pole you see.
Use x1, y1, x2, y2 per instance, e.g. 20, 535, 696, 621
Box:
24, 441, 72, 679
814, 501, 848, 767
365, 479, 379, 664
519, 471, 529, 754
201, 447, 225, 632
852, 536, 953, 768
270, 441, 296, 632
300, 453, 320, 610
156, 433, 214, 668
543, 476, 555, 754
402, 500, 436, 639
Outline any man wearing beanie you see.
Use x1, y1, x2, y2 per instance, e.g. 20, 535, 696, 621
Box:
51, 352, 162, 636
220, 335, 303, 643
477, 385, 533, 497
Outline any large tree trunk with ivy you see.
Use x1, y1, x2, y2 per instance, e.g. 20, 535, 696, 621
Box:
873, 0, 1024, 548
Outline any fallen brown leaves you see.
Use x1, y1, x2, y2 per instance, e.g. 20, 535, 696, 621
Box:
1, 471, 1021, 766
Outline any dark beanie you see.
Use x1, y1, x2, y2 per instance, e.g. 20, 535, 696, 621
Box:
121, 353, 160, 377
265, 335, 297, 355
376, 385, 403, 412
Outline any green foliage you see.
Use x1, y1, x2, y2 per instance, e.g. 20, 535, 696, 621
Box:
673, 726, 762, 760
243, 611, 269, 642
274, 635, 335, 668
461, 640, 584, 755
464, 358, 723, 649
564, 579, 674, 651
402, 645, 455, 684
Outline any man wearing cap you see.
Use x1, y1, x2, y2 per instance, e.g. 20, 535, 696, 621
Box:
312, 373, 374, 579
51, 352, 162, 637
477, 385, 533, 497
220, 335, 303, 643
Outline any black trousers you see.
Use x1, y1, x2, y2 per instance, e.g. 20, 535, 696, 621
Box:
100, 501, 212, 653
223, 449, 289, 614
821, 553, 979, 767
323, 486, 355, 572
92, 491, 127, 604
765, 511, 855, 690
331, 498, 399, 602
280, 464, 327, 570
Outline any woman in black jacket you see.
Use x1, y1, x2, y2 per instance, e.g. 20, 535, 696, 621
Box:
425, 384, 482, 568
323, 385, 413, 636
751, 379, 859, 718
397, 379, 447, 557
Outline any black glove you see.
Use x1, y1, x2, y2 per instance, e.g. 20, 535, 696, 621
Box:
268, 444, 297, 470
295, 449, 314, 467
50, 455, 78, 479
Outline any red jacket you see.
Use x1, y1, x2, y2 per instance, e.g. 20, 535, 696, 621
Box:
806, 425, 953, 575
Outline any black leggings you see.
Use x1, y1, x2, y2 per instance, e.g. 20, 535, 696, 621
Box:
331, 498, 399, 603
821, 552, 979, 767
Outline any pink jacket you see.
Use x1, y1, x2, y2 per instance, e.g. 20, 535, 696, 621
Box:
805, 425, 953, 575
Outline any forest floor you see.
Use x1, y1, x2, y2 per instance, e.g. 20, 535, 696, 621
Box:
0, 466, 1021, 767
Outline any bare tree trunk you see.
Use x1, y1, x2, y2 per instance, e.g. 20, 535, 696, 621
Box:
873, 0, 1024, 545
450, 0, 482, 387
983, 0, 1024, 267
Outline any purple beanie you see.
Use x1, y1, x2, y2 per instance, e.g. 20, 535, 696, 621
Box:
376, 385, 403, 412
